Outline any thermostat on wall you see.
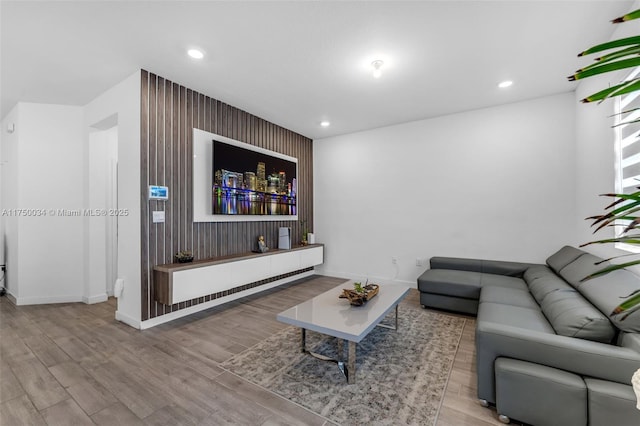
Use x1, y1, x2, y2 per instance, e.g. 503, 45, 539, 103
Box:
149, 185, 169, 200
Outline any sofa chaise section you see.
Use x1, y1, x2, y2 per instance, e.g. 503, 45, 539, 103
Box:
417, 257, 535, 315
416, 246, 640, 425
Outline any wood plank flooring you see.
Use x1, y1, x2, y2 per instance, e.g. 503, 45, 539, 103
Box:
0, 276, 512, 425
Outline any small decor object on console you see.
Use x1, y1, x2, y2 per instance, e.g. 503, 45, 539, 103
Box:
258, 235, 269, 253
175, 250, 193, 263
300, 220, 310, 245
339, 281, 380, 306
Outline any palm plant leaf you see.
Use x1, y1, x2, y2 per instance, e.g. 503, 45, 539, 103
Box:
577, 35, 640, 57
612, 117, 640, 128
579, 46, 640, 74
587, 201, 640, 232
589, 212, 640, 233
599, 193, 640, 210
610, 291, 640, 320
568, 57, 640, 81
592, 199, 640, 218
580, 235, 640, 246
623, 218, 640, 232
582, 79, 640, 103
595, 251, 640, 264
595, 45, 640, 64
612, 9, 640, 23
602, 191, 640, 208
612, 107, 640, 117
581, 260, 640, 280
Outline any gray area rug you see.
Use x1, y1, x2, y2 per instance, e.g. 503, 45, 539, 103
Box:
220, 306, 466, 425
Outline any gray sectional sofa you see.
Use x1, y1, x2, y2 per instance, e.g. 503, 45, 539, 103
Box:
417, 246, 640, 425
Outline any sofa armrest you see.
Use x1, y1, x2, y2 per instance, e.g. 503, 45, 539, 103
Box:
429, 256, 540, 277
475, 321, 640, 403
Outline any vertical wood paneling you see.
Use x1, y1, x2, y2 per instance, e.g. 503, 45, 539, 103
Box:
170, 82, 180, 313
140, 70, 314, 320
149, 74, 159, 317
163, 78, 172, 267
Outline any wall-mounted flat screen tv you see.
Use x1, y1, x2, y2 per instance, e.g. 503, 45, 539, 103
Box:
212, 139, 297, 216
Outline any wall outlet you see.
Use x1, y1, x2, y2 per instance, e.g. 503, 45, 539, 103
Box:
416, 258, 424, 267
391, 256, 398, 264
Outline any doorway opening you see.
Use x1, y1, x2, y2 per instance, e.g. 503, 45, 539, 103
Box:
88, 115, 118, 304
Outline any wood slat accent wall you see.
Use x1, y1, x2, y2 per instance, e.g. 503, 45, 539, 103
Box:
140, 70, 314, 320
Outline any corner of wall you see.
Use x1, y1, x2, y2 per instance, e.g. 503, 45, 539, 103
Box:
0, 103, 21, 298
84, 69, 142, 325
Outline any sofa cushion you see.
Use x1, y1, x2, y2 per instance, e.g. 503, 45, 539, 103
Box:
417, 269, 527, 300
429, 257, 534, 277
495, 358, 588, 426
481, 274, 528, 291
557, 253, 608, 288
523, 264, 555, 283
480, 286, 540, 310
418, 269, 481, 299
478, 302, 555, 333
429, 257, 482, 272
420, 292, 479, 315
584, 378, 640, 426
546, 248, 640, 333
539, 288, 615, 343
546, 246, 585, 275
575, 269, 640, 333
476, 259, 534, 277
618, 332, 640, 353
525, 265, 574, 304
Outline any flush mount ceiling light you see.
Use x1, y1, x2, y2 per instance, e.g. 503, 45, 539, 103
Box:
187, 49, 204, 59
498, 80, 513, 88
320, 121, 331, 127
371, 60, 384, 78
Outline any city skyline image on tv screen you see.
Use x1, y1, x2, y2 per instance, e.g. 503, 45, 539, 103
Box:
212, 139, 297, 216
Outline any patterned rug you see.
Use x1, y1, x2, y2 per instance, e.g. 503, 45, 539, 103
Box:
220, 306, 466, 426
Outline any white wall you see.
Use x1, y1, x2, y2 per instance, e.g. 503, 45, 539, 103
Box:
574, 74, 617, 257
84, 70, 141, 327
1, 106, 21, 297
0, 70, 141, 326
314, 93, 577, 285
0, 103, 85, 303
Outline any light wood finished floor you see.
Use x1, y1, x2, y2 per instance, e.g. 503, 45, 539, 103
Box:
0, 276, 515, 425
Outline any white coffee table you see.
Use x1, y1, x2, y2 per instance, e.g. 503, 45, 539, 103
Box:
276, 281, 410, 384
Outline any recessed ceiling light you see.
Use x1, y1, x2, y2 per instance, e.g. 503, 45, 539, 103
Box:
187, 49, 204, 59
498, 80, 513, 88
320, 121, 331, 127
371, 60, 384, 78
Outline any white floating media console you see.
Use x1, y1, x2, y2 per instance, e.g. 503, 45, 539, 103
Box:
154, 244, 323, 306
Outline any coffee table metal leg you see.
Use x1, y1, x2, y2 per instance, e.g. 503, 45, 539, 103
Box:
337, 338, 346, 378
301, 328, 306, 352
395, 304, 399, 329
347, 341, 356, 384
299, 329, 356, 384
376, 304, 400, 330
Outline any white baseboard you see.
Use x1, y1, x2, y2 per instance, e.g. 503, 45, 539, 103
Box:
138, 270, 315, 329
13, 294, 84, 305
115, 310, 142, 329
83, 293, 108, 304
